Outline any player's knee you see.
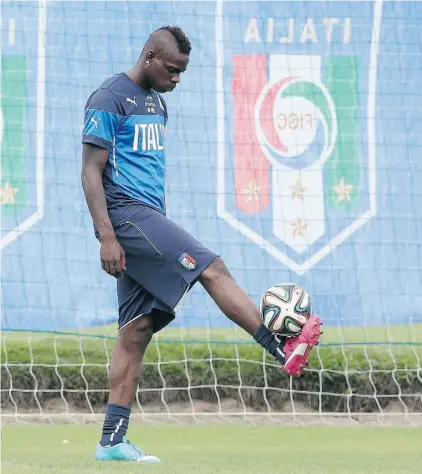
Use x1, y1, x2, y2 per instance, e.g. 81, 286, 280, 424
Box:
200, 257, 232, 286
134, 315, 154, 341
119, 315, 154, 353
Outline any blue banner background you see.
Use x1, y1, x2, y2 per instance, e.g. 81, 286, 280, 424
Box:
2, 1, 422, 332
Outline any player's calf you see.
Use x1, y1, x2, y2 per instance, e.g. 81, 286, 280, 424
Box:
96, 315, 161, 462
199, 258, 322, 376
100, 315, 153, 447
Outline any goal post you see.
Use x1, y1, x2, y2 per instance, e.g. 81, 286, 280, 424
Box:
1, 0, 422, 423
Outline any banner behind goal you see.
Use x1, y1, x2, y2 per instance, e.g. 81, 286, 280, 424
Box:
1, 0, 421, 422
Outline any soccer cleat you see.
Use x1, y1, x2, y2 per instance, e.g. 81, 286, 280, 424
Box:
95, 438, 161, 463
279, 315, 323, 377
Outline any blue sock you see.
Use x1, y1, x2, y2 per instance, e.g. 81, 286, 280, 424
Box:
100, 403, 131, 446
253, 324, 287, 364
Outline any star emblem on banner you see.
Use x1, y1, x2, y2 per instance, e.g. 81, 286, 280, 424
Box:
290, 218, 308, 238
291, 180, 306, 200
0, 182, 19, 205
333, 178, 353, 202
243, 181, 262, 202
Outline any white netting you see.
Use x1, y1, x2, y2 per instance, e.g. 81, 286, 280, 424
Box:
2, 331, 422, 424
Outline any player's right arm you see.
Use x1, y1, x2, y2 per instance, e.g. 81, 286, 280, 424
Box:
82, 143, 125, 278
81, 89, 126, 278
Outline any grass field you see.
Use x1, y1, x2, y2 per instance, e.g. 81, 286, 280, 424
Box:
3, 324, 421, 473
2, 424, 422, 473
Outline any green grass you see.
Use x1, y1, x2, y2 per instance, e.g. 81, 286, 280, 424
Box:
2, 424, 422, 473
4, 322, 422, 345
156, 322, 422, 344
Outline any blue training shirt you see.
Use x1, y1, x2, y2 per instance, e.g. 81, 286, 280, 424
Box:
82, 73, 168, 224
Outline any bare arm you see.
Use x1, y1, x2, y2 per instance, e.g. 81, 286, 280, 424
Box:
81, 143, 114, 238
81, 143, 126, 277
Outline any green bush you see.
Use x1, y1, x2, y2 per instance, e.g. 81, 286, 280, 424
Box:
1, 335, 421, 413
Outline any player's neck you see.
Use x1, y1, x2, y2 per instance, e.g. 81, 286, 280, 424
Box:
126, 68, 152, 92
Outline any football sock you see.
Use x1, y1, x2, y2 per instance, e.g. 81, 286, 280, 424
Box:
253, 324, 287, 365
100, 403, 131, 446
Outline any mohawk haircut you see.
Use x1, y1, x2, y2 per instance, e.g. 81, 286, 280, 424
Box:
155, 26, 192, 55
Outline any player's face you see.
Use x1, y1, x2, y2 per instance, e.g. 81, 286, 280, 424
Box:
148, 51, 189, 93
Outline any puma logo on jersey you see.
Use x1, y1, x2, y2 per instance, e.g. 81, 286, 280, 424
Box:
90, 117, 101, 128
126, 97, 137, 106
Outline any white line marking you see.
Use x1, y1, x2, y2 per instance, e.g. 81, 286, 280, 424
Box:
215, 0, 225, 218
121, 221, 163, 256
9, 18, 15, 46
0, 1, 46, 251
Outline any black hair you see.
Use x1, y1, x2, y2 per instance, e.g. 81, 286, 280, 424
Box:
155, 26, 192, 55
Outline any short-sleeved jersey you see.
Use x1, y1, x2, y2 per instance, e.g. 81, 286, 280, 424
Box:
82, 73, 168, 224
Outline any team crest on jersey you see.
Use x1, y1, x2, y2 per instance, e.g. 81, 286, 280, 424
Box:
145, 95, 156, 114
1, 5, 46, 251
216, 0, 383, 275
178, 252, 197, 271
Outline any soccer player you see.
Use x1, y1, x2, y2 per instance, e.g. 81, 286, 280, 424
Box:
81, 26, 322, 463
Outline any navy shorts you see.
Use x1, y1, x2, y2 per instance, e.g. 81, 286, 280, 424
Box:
113, 205, 218, 333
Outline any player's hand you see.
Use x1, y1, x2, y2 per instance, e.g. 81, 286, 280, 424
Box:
100, 234, 126, 278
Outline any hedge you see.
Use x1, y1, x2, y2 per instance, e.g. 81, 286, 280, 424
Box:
1, 334, 421, 414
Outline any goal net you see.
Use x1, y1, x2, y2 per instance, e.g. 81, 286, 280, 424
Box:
1, 0, 421, 424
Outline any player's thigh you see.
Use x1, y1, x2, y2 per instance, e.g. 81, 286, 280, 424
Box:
114, 206, 218, 310
117, 272, 175, 333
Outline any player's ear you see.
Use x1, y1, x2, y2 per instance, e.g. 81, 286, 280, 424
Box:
146, 50, 155, 65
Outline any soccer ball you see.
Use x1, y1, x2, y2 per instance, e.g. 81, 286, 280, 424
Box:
259, 283, 311, 336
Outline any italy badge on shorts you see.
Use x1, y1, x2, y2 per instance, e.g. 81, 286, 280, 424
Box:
1, 3, 46, 250
178, 252, 197, 271
216, 0, 383, 275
